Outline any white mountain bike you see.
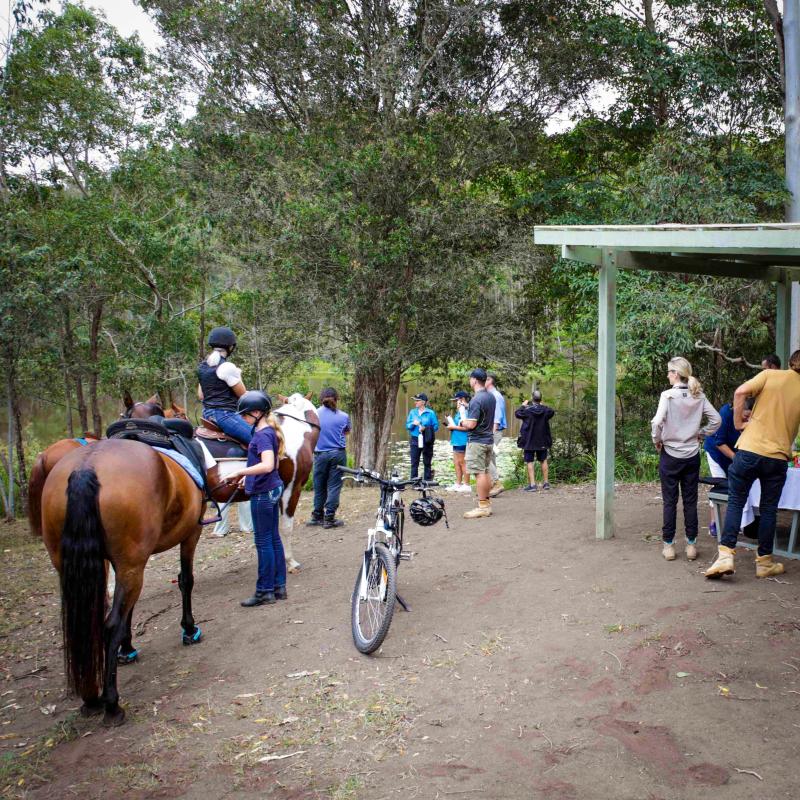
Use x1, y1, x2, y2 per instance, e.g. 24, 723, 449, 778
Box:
338, 466, 447, 654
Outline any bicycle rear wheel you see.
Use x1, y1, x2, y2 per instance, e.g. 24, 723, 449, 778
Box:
351, 543, 397, 654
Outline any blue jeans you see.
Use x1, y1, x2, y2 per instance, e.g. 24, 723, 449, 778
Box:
313, 449, 347, 518
720, 450, 788, 556
203, 407, 253, 444
250, 487, 286, 592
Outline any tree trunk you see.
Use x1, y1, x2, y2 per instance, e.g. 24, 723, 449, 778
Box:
8, 371, 27, 514
351, 363, 402, 473
88, 302, 104, 435
75, 376, 88, 432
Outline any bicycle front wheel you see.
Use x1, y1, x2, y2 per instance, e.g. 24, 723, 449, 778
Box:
351, 543, 397, 654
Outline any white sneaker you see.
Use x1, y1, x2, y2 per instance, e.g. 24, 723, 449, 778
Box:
458, 484, 472, 493
446, 484, 460, 492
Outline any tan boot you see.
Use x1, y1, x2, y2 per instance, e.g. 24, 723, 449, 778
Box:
704, 545, 735, 579
488, 481, 505, 498
662, 542, 676, 561
685, 542, 698, 561
755, 554, 785, 578
463, 500, 492, 519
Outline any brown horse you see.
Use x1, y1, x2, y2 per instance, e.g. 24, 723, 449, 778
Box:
40, 439, 205, 725
27, 394, 187, 537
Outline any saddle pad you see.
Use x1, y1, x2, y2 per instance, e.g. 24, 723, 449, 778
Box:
195, 426, 231, 441
154, 447, 205, 491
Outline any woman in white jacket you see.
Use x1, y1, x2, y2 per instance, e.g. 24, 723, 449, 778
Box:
651, 357, 721, 562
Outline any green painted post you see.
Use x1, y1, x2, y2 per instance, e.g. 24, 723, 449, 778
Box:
777, 271, 792, 366
596, 249, 617, 540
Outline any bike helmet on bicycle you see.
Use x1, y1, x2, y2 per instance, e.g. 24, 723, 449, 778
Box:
409, 496, 445, 527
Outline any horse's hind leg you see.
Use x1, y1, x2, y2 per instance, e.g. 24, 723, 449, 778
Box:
102, 572, 143, 726
178, 528, 203, 646
117, 609, 138, 664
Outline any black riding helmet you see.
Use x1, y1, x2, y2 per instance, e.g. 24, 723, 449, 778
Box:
207, 326, 237, 353
237, 390, 272, 416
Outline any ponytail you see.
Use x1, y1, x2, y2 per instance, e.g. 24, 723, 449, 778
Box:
668, 357, 703, 399
320, 386, 338, 412
266, 413, 286, 459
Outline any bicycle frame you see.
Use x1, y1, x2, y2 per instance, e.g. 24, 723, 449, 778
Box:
358, 483, 404, 602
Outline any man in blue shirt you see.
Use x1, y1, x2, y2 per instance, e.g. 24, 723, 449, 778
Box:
486, 374, 507, 497
406, 393, 439, 481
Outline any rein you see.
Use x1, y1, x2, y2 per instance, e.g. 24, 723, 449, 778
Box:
275, 411, 321, 431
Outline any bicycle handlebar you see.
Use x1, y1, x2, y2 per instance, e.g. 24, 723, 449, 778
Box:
337, 465, 439, 490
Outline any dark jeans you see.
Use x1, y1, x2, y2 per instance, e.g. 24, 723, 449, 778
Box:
720, 450, 788, 556
250, 487, 286, 592
659, 450, 700, 543
203, 407, 253, 444
410, 439, 434, 481
312, 449, 347, 518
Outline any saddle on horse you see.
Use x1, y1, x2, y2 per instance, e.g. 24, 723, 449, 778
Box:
195, 417, 248, 459
106, 418, 212, 498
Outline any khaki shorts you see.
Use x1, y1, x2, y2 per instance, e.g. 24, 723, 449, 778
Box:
465, 442, 493, 474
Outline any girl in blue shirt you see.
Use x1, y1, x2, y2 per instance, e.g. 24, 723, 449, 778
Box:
226, 391, 287, 607
446, 391, 471, 492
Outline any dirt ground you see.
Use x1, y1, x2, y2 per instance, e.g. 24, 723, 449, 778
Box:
2, 482, 800, 800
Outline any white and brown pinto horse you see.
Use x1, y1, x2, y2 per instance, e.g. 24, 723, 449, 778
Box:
273, 393, 320, 572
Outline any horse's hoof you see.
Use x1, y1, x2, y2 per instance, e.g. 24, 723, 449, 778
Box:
182, 627, 202, 646
80, 699, 104, 717
287, 560, 301, 574
117, 648, 139, 665
102, 706, 126, 727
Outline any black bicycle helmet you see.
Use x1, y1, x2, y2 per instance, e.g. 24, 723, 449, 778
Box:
409, 496, 445, 527
207, 326, 237, 352
237, 390, 272, 415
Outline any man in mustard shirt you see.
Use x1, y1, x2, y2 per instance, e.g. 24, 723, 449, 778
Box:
706, 350, 800, 579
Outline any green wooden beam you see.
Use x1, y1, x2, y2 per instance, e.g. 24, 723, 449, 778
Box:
777, 270, 792, 366
536, 223, 800, 255
596, 250, 617, 540
561, 246, 800, 281
617, 252, 790, 281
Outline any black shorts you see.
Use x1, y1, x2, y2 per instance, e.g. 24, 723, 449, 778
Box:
524, 449, 548, 463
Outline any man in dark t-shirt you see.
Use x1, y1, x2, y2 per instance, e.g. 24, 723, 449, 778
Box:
460, 368, 496, 519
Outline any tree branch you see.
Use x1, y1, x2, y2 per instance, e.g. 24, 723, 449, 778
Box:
694, 339, 761, 370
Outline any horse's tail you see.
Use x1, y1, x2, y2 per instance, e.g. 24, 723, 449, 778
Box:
27, 453, 47, 537
60, 467, 107, 698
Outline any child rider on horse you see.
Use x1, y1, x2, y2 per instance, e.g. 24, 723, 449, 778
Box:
197, 327, 251, 444
225, 391, 289, 607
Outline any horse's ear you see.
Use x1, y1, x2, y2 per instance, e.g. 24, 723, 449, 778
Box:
305, 391, 313, 400
146, 393, 161, 406
276, 394, 288, 405
123, 391, 134, 410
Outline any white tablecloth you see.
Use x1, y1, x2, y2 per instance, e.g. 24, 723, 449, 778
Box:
741, 467, 800, 529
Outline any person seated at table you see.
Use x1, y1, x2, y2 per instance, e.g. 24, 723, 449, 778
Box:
706, 351, 800, 580
761, 354, 781, 370
703, 398, 752, 537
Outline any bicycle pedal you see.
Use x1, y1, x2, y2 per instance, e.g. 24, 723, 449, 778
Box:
399, 551, 414, 561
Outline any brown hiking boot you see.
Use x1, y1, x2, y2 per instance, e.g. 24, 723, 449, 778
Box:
755, 554, 785, 578
704, 545, 735, 579
463, 501, 492, 519
488, 481, 505, 498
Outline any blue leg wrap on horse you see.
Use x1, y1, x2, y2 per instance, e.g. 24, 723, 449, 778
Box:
182, 627, 202, 645
117, 648, 139, 664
